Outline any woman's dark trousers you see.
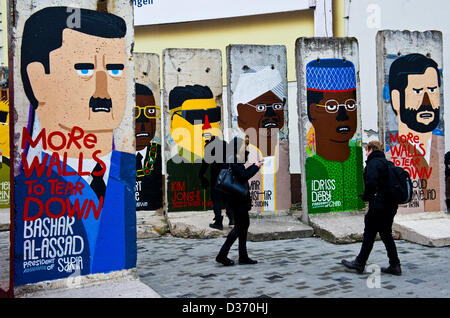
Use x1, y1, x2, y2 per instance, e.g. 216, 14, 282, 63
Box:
218, 207, 250, 259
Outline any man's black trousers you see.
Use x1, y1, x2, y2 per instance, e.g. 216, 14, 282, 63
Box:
211, 187, 233, 223
356, 207, 400, 266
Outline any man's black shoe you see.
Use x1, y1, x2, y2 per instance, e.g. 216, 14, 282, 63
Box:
238, 257, 258, 265
209, 223, 223, 231
216, 255, 235, 266
381, 264, 402, 276
341, 259, 365, 274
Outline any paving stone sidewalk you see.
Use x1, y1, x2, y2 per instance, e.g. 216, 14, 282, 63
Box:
2, 231, 450, 298
136, 236, 450, 298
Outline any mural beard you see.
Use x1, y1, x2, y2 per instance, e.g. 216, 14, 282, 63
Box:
400, 102, 440, 133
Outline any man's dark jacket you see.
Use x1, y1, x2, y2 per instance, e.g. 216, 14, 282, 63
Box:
361, 150, 397, 211
199, 137, 228, 188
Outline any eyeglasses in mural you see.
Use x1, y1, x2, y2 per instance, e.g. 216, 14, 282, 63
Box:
135, 79, 163, 211
230, 59, 291, 212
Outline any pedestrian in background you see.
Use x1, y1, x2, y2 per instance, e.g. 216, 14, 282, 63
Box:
342, 140, 402, 275
215, 136, 263, 266
200, 135, 235, 230
445, 151, 450, 212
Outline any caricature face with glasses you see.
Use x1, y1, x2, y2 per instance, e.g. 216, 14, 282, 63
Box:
244, 101, 284, 112
135, 91, 160, 151
315, 99, 357, 113
135, 105, 161, 119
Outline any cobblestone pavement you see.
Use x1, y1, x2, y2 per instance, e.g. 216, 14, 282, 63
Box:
0, 232, 10, 291
136, 236, 450, 298
1, 231, 450, 298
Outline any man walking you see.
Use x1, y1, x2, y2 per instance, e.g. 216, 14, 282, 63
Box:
199, 135, 234, 230
341, 141, 402, 275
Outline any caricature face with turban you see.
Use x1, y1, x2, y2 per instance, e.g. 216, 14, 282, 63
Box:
233, 66, 286, 140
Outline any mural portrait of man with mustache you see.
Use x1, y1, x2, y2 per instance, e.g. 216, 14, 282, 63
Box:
232, 66, 291, 212
14, 6, 136, 285
387, 53, 444, 212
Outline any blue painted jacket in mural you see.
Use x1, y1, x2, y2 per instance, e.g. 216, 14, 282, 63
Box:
14, 150, 136, 286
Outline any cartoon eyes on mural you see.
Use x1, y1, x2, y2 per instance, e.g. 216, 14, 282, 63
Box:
245, 101, 285, 113
77, 69, 94, 77
106, 64, 124, 78
413, 86, 437, 95
74, 63, 94, 77
135, 105, 161, 119
170, 106, 221, 125
315, 99, 357, 113
108, 69, 123, 77
75, 64, 124, 78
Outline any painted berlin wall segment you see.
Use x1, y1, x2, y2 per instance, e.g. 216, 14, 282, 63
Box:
227, 45, 291, 212
377, 30, 445, 213
12, 3, 136, 286
296, 38, 365, 214
134, 53, 163, 211
163, 49, 223, 212
0, 67, 9, 209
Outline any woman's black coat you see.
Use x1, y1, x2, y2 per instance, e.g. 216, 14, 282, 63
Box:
229, 162, 259, 211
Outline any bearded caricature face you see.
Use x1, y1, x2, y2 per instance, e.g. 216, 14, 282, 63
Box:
391, 67, 440, 133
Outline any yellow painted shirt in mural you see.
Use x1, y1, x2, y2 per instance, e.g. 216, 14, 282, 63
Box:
0, 98, 9, 159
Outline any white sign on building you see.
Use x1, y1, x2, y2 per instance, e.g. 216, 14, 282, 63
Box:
133, 0, 312, 26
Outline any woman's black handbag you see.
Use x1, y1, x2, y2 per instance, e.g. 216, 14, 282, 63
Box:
215, 165, 248, 198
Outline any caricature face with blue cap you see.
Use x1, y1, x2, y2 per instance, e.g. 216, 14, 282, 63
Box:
306, 59, 358, 148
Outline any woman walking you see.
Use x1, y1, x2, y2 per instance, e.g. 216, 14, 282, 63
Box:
216, 137, 263, 266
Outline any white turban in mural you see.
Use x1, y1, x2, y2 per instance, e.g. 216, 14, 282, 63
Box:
231, 66, 285, 117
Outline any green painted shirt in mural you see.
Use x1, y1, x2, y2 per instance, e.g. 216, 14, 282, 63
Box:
167, 147, 212, 212
305, 145, 365, 214
0, 160, 10, 208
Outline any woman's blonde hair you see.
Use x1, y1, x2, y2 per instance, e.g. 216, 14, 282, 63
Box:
236, 138, 247, 162
366, 140, 384, 152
